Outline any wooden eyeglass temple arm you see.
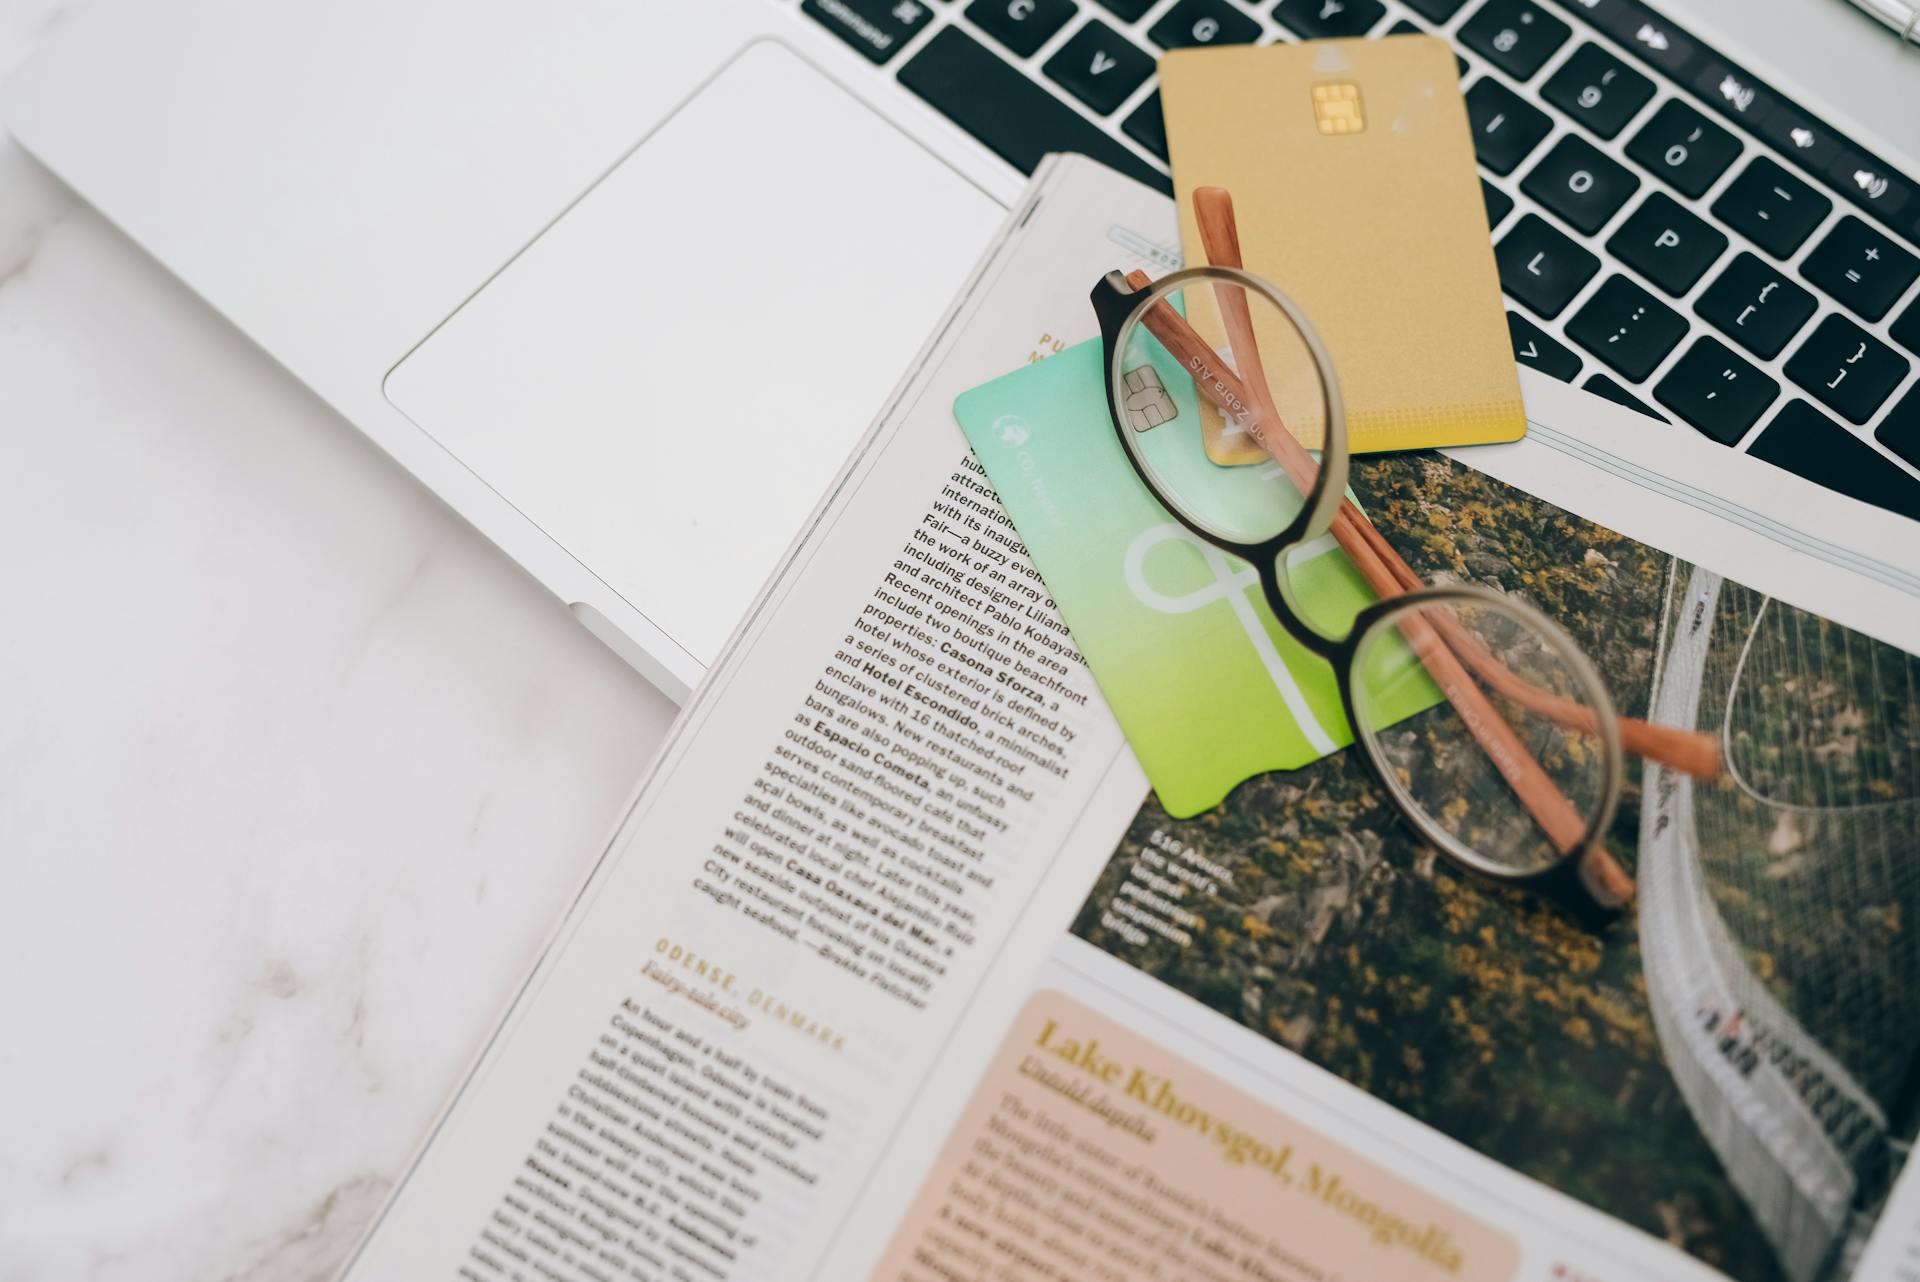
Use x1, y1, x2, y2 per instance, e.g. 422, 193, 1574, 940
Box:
1184, 186, 1720, 782
1121, 265, 1632, 905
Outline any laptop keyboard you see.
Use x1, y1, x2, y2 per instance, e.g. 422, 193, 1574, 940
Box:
796, 0, 1920, 526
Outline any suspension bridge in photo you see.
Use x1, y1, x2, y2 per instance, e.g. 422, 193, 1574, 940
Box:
1638, 562, 1920, 1282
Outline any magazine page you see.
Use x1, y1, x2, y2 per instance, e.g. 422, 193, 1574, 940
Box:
823, 373, 1920, 1282
332, 155, 1174, 1282
335, 145, 1920, 1282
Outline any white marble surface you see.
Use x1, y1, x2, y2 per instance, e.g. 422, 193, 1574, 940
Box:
0, 6, 681, 1279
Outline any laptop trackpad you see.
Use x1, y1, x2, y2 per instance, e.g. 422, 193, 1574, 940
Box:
384, 40, 1002, 667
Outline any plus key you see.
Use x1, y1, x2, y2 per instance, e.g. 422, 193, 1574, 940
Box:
1799, 216, 1920, 322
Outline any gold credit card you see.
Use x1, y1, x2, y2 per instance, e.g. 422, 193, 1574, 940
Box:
1160, 37, 1526, 460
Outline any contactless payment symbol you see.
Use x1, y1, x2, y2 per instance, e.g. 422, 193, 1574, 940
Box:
1121, 365, 1177, 432
1312, 82, 1364, 135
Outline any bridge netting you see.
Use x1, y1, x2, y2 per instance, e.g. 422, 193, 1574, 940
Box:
1639, 561, 1920, 1282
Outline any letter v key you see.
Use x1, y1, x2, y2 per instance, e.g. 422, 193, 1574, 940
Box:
1090, 51, 1117, 75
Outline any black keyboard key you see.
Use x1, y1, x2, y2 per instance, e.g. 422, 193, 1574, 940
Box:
1654, 337, 1779, 443
1541, 44, 1654, 140
1458, 0, 1569, 80
1877, 384, 1920, 474
967, 0, 1077, 57
1625, 100, 1739, 200
1799, 216, 1920, 322
1693, 62, 1774, 131
1828, 153, 1916, 224
1147, 0, 1259, 49
1712, 158, 1830, 259
1694, 252, 1817, 359
1464, 77, 1551, 176
1482, 179, 1514, 229
1496, 214, 1600, 318
1755, 104, 1842, 171
1753, 401, 1920, 523
1785, 314, 1911, 424
899, 28, 1169, 191
1045, 20, 1153, 115
1894, 298, 1920, 357
1121, 90, 1168, 161
1403, 0, 1468, 19
1521, 135, 1638, 235
1095, 0, 1155, 17
803, 0, 932, 64
1275, 0, 1388, 39
1565, 274, 1686, 381
1584, 373, 1666, 420
1580, 3, 1698, 79
1607, 192, 1726, 295
1507, 311, 1582, 380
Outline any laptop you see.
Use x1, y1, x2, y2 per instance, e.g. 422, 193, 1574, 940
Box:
6, 0, 1918, 703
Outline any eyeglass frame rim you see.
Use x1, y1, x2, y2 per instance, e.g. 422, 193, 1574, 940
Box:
1093, 265, 1351, 585
1090, 266, 1627, 924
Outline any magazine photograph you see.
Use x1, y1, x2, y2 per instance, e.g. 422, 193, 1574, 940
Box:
1071, 450, 1920, 1282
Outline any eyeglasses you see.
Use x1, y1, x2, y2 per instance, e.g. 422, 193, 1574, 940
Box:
1089, 189, 1721, 925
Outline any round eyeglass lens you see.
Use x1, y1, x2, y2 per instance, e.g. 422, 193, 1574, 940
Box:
1347, 593, 1618, 879
1111, 272, 1332, 548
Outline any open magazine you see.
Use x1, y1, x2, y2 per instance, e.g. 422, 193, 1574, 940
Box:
336, 156, 1920, 1282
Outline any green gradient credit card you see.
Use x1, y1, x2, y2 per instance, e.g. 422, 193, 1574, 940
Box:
957, 338, 1434, 816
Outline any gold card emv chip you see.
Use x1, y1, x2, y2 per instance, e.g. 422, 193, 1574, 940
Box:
1311, 82, 1364, 134
1160, 37, 1527, 457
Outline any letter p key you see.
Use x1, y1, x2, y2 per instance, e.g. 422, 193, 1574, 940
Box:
1655, 227, 1681, 249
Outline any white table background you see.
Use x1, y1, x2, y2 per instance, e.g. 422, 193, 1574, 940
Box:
0, 5, 681, 1278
